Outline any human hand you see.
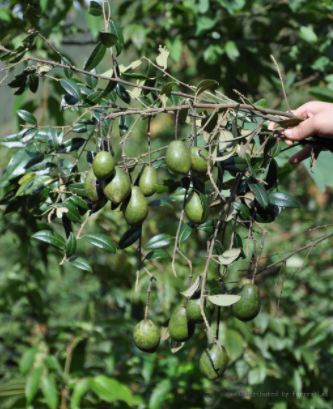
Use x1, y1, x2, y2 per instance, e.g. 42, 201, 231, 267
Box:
272, 101, 333, 164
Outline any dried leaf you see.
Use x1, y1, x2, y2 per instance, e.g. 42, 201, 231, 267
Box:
273, 117, 304, 130
171, 339, 185, 353
208, 294, 241, 306
218, 248, 242, 265
160, 320, 170, 341
180, 275, 201, 297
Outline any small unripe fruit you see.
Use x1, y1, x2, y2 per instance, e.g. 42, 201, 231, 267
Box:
102, 168, 131, 204
84, 168, 104, 202
186, 298, 211, 324
231, 283, 261, 322
133, 319, 160, 353
190, 146, 213, 175
168, 305, 195, 342
123, 186, 149, 226
165, 141, 191, 174
92, 151, 115, 180
185, 191, 209, 224
200, 343, 228, 381
139, 166, 158, 197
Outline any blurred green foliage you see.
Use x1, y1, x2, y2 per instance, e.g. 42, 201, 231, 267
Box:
0, 1, 333, 409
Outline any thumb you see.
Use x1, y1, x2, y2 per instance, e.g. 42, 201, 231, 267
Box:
283, 116, 318, 141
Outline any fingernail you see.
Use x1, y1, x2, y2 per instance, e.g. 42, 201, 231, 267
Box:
284, 129, 293, 137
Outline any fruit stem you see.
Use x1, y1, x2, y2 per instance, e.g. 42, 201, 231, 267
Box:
144, 273, 156, 321
147, 117, 151, 167
216, 307, 221, 339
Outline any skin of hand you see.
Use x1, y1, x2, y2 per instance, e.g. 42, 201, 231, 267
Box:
270, 101, 333, 164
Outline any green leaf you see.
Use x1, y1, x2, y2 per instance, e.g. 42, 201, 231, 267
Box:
225, 40, 240, 61
148, 199, 173, 209
91, 375, 134, 404
299, 25, 317, 43
248, 366, 266, 385
19, 348, 37, 375
88, 1, 103, 16
247, 180, 268, 209
266, 159, 278, 190
178, 223, 193, 243
84, 233, 116, 253
118, 226, 142, 249
196, 79, 219, 96
58, 138, 85, 153
199, 192, 210, 222
62, 57, 73, 79
308, 86, 333, 103
84, 42, 107, 71
109, 20, 124, 56
59, 202, 81, 223
233, 232, 243, 250
60, 79, 81, 100
69, 195, 89, 210
223, 156, 248, 173
116, 83, 130, 104
119, 115, 131, 136
208, 294, 241, 306
224, 329, 244, 364
85, 68, 98, 89
145, 234, 173, 250
198, 219, 219, 233
99, 32, 118, 47
28, 74, 39, 93
232, 202, 251, 219
17, 110, 37, 126
32, 230, 66, 249
25, 367, 43, 404
66, 232, 77, 258
269, 192, 300, 208
145, 249, 171, 260
44, 356, 62, 372
160, 82, 178, 97
69, 256, 93, 273
149, 379, 172, 409
69, 183, 87, 197
71, 378, 92, 409
16, 175, 52, 197
170, 187, 187, 202
254, 99, 268, 108
41, 376, 58, 409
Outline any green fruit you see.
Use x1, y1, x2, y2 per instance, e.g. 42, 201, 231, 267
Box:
84, 168, 104, 202
186, 298, 211, 324
133, 319, 160, 353
102, 168, 131, 204
165, 141, 191, 174
123, 186, 149, 226
231, 283, 261, 322
185, 191, 209, 224
139, 166, 158, 197
92, 151, 115, 180
199, 343, 228, 381
237, 277, 252, 288
190, 146, 213, 174
168, 305, 195, 342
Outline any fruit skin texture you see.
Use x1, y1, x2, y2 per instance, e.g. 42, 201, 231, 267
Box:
168, 305, 196, 342
190, 146, 213, 174
123, 186, 149, 226
84, 168, 103, 202
133, 319, 160, 353
186, 298, 211, 323
237, 277, 252, 288
200, 343, 228, 381
92, 151, 115, 181
139, 166, 158, 197
165, 141, 191, 174
185, 191, 209, 224
231, 283, 261, 322
102, 168, 131, 204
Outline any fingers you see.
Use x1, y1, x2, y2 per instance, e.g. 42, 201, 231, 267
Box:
288, 145, 313, 164
283, 115, 318, 141
293, 102, 332, 119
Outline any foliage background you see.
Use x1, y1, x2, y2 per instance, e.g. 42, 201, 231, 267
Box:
0, 1, 333, 408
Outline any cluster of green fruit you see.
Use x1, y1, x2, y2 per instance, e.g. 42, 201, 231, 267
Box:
133, 278, 261, 381
83, 140, 212, 226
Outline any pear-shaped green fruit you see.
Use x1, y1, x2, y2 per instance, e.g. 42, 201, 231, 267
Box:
139, 166, 158, 197
186, 298, 211, 324
185, 191, 209, 224
237, 277, 252, 288
190, 146, 213, 175
133, 319, 160, 353
102, 168, 131, 204
165, 141, 191, 174
84, 168, 104, 202
200, 343, 228, 381
123, 186, 149, 226
92, 151, 115, 180
231, 283, 261, 322
168, 305, 195, 342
